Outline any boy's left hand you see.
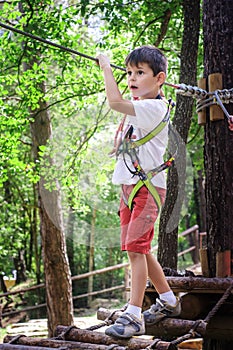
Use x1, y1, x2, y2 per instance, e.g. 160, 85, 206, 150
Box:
96, 54, 111, 70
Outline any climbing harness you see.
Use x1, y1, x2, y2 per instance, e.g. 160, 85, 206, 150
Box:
116, 98, 176, 212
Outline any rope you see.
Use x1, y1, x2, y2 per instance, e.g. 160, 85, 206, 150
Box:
176, 83, 233, 128
8, 334, 26, 344
0, 21, 126, 72
1, 21, 232, 131
0, 21, 179, 89
144, 339, 162, 349
170, 281, 233, 347
85, 304, 128, 331
54, 325, 78, 340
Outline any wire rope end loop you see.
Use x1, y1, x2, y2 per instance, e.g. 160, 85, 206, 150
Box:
228, 116, 233, 131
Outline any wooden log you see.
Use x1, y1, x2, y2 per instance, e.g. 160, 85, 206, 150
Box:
208, 73, 224, 121
55, 325, 177, 350
165, 276, 233, 293
216, 250, 231, 277
178, 338, 203, 350
180, 293, 217, 320
97, 308, 207, 337
148, 315, 233, 341
97, 308, 233, 340
3, 336, 126, 350
0, 345, 53, 350
197, 78, 207, 125
145, 276, 233, 293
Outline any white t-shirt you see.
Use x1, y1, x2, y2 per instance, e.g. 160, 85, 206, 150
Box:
112, 98, 168, 189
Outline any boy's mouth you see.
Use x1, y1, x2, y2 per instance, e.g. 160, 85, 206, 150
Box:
130, 85, 138, 90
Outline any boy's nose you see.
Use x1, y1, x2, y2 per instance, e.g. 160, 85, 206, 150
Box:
129, 73, 136, 81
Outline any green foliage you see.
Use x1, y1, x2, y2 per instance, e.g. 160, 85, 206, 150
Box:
0, 0, 204, 301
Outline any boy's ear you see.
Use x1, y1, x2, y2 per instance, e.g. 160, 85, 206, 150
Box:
157, 71, 166, 85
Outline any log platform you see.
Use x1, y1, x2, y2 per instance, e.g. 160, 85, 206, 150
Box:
143, 276, 233, 320
99, 276, 233, 343
1, 326, 179, 350
1, 277, 233, 349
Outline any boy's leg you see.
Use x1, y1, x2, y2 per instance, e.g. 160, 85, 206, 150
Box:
105, 251, 147, 338
105, 186, 151, 338
127, 251, 147, 308
143, 252, 181, 325
146, 253, 171, 294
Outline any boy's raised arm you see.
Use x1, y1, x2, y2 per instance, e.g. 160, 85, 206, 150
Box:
97, 54, 135, 116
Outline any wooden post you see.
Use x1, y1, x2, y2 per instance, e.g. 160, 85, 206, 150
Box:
193, 228, 200, 264
208, 73, 224, 121
197, 78, 207, 125
216, 250, 231, 277
199, 232, 210, 277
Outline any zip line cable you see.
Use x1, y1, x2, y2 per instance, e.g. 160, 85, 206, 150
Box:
0, 21, 180, 89
0, 21, 232, 126
0, 21, 126, 72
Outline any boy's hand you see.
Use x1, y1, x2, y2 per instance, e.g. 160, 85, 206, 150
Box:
96, 54, 111, 70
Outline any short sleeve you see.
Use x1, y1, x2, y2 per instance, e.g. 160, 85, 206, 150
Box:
129, 99, 167, 131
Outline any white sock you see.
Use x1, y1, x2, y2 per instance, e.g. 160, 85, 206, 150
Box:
159, 291, 177, 306
124, 304, 142, 319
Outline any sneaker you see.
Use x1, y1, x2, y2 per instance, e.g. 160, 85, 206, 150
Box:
143, 297, 181, 325
105, 312, 145, 338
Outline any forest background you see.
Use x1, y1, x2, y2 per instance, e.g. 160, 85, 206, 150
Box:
0, 0, 204, 314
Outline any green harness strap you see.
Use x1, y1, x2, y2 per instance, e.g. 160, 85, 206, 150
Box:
127, 178, 162, 211
126, 119, 168, 211
130, 118, 168, 149
124, 99, 175, 211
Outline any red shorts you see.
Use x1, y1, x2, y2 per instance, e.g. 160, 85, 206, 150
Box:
119, 184, 166, 254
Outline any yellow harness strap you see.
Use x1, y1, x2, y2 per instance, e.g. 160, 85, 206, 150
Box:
127, 179, 162, 212
121, 98, 175, 212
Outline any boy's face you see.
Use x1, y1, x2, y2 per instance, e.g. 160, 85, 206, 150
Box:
126, 62, 165, 99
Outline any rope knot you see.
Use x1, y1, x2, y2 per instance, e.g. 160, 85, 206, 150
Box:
228, 116, 233, 131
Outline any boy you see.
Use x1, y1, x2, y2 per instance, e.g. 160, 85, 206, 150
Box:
97, 45, 181, 339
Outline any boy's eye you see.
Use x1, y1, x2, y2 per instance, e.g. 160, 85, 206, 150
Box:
127, 71, 132, 76
138, 70, 144, 75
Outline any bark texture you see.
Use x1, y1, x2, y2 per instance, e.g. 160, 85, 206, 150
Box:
203, 0, 233, 348
203, 0, 233, 276
158, 0, 200, 268
30, 86, 73, 336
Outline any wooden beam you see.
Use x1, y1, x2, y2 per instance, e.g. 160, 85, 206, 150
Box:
3, 336, 126, 350
216, 250, 231, 277
208, 73, 224, 121
165, 276, 233, 293
55, 326, 177, 350
97, 308, 233, 340
199, 247, 210, 277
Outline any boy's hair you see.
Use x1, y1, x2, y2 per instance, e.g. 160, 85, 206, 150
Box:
125, 45, 167, 76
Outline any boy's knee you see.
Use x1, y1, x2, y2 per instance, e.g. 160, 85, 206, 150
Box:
128, 250, 144, 260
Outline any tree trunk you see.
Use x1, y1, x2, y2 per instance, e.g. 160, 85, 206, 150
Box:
158, 0, 200, 268
203, 0, 233, 348
30, 96, 74, 336
18, 1, 74, 336
13, 250, 27, 284
197, 169, 207, 232
203, 0, 233, 276
87, 207, 96, 306
66, 205, 75, 275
